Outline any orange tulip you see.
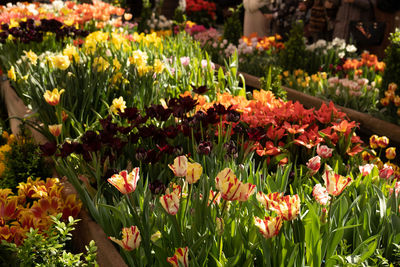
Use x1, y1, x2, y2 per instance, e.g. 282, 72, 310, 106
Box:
109, 226, 141, 251
107, 168, 140, 194
322, 165, 352, 196
44, 88, 65, 106
254, 216, 283, 239
167, 247, 189, 267
215, 168, 256, 202
48, 124, 62, 137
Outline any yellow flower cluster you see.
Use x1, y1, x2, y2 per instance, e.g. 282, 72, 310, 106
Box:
0, 177, 82, 246
0, 131, 15, 177
380, 83, 400, 116
279, 69, 327, 89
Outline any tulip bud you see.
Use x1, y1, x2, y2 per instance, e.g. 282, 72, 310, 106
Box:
320, 207, 328, 224
216, 217, 224, 236
378, 136, 389, 148
386, 147, 396, 160
369, 135, 379, 149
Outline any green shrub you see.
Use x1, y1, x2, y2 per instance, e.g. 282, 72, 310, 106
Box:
223, 4, 243, 46
278, 22, 307, 71
0, 214, 98, 267
382, 29, 400, 91
0, 125, 51, 189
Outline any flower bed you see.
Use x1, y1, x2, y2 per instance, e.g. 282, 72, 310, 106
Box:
1, 2, 400, 266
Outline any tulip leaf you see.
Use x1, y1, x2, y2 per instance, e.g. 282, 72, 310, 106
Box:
373, 185, 386, 221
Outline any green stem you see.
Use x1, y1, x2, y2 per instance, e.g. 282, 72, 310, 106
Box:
183, 183, 193, 226
218, 235, 223, 262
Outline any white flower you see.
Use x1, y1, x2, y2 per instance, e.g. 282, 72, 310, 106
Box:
338, 51, 345, 58
346, 44, 357, 53
315, 39, 327, 48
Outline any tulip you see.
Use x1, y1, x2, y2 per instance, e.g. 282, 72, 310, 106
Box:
208, 189, 221, 206
215, 168, 256, 202
109, 226, 141, 251
48, 124, 62, 137
306, 156, 321, 175
312, 184, 331, 206
389, 181, 400, 198
269, 194, 300, 221
185, 162, 202, 184
107, 168, 140, 194
379, 164, 394, 179
386, 147, 396, 160
254, 216, 283, 239
160, 190, 180, 215
43, 88, 65, 106
378, 136, 389, 148
359, 163, 375, 176
167, 247, 189, 267
256, 192, 283, 210
322, 165, 352, 196
316, 144, 333, 158
369, 135, 379, 149
168, 155, 188, 177
180, 56, 190, 66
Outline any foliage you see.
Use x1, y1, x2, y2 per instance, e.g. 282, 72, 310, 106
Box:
222, 4, 242, 46
278, 22, 307, 72
0, 214, 98, 267
382, 29, 400, 91
259, 65, 286, 100
0, 127, 52, 189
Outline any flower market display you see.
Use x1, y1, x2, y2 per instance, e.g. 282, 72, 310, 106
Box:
1, 1, 400, 266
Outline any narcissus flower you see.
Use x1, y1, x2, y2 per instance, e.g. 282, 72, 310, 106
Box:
306, 156, 321, 175
24, 50, 38, 65
269, 194, 300, 221
185, 162, 203, 184
107, 168, 140, 194
160, 189, 180, 215
312, 184, 331, 206
316, 144, 333, 158
386, 147, 396, 160
254, 216, 283, 239
168, 155, 188, 177
109, 226, 141, 251
7, 66, 16, 81
48, 124, 62, 137
110, 96, 126, 115
322, 165, 352, 196
44, 88, 65, 106
215, 168, 256, 202
49, 54, 71, 70
256, 192, 283, 209
167, 247, 189, 267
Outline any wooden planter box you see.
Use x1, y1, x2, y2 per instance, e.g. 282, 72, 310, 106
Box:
0, 77, 127, 267
239, 71, 400, 146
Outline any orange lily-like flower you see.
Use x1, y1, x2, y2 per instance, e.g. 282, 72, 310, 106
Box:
107, 168, 140, 194
215, 168, 256, 202
160, 187, 180, 215
256, 192, 283, 210
44, 88, 65, 106
322, 165, 352, 196
254, 216, 283, 239
0, 196, 20, 222
169, 155, 188, 177
269, 194, 300, 221
167, 247, 189, 267
48, 124, 62, 137
109, 226, 141, 251
185, 162, 202, 184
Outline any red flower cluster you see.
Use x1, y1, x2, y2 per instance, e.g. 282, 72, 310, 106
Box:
186, 0, 217, 21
